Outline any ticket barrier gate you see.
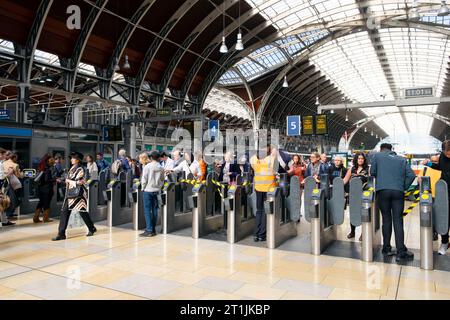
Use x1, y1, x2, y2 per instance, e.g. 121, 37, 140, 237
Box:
191, 181, 223, 239
20, 171, 39, 215
264, 174, 298, 249
419, 176, 449, 270
20, 169, 62, 217
161, 173, 193, 234
349, 177, 381, 262
105, 171, 133, 227
86, 179, 107, 222
224, 175, 255, 244
304, 174, 345, 255
98, 169, 110, 206
129, 179, 146, 231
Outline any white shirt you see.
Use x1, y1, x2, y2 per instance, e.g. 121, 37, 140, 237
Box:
163, 157, 175, 170
172, 160, 191, 176
189, 160, 200, 179
87, 162, 99, 180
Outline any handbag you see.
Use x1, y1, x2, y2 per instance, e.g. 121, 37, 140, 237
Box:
66, 185, 82, 199
8, 175, 22, 191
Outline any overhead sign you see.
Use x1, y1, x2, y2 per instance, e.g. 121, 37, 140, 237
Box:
404, 87, 433, 98
287, 116, 301, 136
156, 108, 172, 117
302, 115, 314, 135
315, 114, 328, 135
0, 109, 10, 120
208, 119, 219, 139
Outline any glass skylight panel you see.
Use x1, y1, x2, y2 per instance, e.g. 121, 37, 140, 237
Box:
0, 39, 14, 54
235, 58, 266, 79
218, 70, 242, 85
310, 31, 393, 103
378, 28, 450, 97
77, 63, 96, 76
34, 49, 60, 66
204, 88, 251, 120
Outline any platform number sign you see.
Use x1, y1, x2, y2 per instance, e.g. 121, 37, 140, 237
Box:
287, 115, 301, 136
209, 119, 219, 140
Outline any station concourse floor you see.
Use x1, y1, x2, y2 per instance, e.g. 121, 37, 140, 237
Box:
0, 204, 449, 300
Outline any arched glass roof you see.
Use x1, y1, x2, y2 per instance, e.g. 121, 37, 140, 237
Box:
203, 88, 252, 120
217, 0, 450, 139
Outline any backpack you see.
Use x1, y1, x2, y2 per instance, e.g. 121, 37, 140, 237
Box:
111, 159, 123, 176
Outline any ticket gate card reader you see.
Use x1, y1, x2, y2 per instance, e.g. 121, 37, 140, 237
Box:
86, 179, 108, 222
361, 185, 381, 262
225, 182, 256, 244
130, 179, 145, 231
191, 183, 223, 239
265, 183, 297, 249
306, 174, 345, 255
419, 177, 449, 270
162, 181, 193, 234
105, 173, 132, 227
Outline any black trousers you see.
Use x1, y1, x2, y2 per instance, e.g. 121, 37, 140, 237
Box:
36, 185, 54, 210
377, 190, 407, 253
254, 191, 267, 238
441, 193, 450, 244
58, 206, 95, 236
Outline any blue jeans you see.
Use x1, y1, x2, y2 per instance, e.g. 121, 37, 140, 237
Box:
143, 191, 159, 233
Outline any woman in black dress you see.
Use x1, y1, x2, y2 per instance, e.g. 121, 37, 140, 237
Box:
34, 155, 56, 223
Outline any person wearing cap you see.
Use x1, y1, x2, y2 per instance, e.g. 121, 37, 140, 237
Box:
96, 152, 110, 172
52, 151, 97, 241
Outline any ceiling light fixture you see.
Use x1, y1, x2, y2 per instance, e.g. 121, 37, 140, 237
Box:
123, 53, 131, 70
41, 105, 45, 113
282, 75, 288, 88
345, 114, 348, 121
371, 131, 374, 136
364, 127, 367, 133
330, 109, 334, 114
113, 58, 120, 71
235, 1, 244, 51
315, 96, 320, 106
220, 1, 228, 53
438, 0, 449, 16
409, 0, 420, 20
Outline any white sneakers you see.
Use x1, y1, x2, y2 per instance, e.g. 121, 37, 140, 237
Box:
438, 243, 448, 255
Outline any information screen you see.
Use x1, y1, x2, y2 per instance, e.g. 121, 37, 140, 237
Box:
302, 115, 314, 135
315, 115, 328, 135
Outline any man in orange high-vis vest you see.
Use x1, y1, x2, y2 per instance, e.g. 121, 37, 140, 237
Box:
250, 145, 278, 242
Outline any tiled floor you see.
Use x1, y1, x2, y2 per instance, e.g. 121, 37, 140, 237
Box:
0, 204, 448, 300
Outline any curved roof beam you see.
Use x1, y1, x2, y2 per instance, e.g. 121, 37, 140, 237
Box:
135, 0, 201, 104
23, 0, 54, 82
105, 0, 157, 100
159, 0, 239, 98
69, 0, 109, 92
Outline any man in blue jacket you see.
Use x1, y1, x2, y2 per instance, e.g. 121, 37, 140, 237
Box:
371, 143, 416, 262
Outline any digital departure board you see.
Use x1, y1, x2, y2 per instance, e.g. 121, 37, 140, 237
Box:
315, 114, 328, 135
301, 115, 314, 135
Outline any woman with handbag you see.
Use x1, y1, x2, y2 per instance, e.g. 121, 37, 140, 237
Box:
33, 154, 57, 223
52, 152, 97, 241
3, 152, 23, 219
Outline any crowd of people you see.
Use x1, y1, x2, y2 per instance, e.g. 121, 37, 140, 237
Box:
0, 139, 449, 260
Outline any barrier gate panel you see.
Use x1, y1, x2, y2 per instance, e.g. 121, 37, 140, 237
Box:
434, 180, 449, 235
303, 176, 317, 223
349, 178, 363, 227
287, 176, 301, 223
328, 177, 345, 226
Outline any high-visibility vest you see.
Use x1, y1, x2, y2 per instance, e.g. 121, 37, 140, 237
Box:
251, 155, 277, 192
